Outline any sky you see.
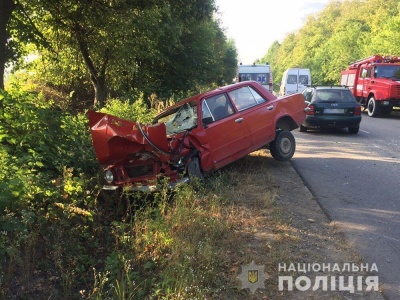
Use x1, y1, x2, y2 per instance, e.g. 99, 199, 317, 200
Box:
215, 0, 332, 64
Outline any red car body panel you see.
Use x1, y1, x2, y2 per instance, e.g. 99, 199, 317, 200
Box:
88, 111, 169, 165
88, 81, 306, 191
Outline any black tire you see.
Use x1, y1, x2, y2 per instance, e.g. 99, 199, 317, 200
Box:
187, 157, 203, 180
348, 126, 359, 134
299, 124, 308, 132
270, 130, 296, 161
367, 97, 381, 117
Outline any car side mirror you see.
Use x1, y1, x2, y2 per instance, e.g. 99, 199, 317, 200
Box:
202, 117, 213, 127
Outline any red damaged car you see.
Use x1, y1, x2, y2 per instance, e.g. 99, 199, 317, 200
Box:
88, 81, 306, 192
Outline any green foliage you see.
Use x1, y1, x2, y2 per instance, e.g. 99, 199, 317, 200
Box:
0, 88, 102, 298
6, 0, 238, 107
99, 96, 155, 123
0, 86, 97, 208
262, 0, 400, 89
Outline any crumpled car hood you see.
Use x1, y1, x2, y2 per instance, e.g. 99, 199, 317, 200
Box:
88, 110, 170, 165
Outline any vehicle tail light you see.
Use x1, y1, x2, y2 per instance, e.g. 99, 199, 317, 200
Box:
305, 105, 314, 115
354, 105, 362, 115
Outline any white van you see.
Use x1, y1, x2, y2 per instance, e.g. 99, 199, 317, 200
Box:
237, 63, 273, 92
279, 68, 311, 96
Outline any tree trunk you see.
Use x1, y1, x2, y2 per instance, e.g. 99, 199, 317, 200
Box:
92, 75, 107, 108
0, 0, 16, 91
74, 25, 109, 108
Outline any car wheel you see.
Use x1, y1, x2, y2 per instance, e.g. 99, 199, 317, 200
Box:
187, 157, 203, 180
367, 97, 381, 117
348, 126, 359, 134
270, 130, 296, 161
299, 124, 308, 132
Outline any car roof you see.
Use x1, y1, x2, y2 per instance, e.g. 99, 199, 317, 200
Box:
306, 85, 350, 90
154, 81, 274, 119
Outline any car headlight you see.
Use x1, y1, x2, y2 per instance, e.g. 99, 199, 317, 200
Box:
104, 170, 114, 183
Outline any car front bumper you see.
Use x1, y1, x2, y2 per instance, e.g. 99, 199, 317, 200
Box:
103, 176, 190, 192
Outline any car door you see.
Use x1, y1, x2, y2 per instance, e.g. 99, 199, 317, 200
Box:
228, 85, 275, 148
298, 69, 310, 93
362, 67, 372, 98
285, 72, 298, 95
201, 93, 252, 168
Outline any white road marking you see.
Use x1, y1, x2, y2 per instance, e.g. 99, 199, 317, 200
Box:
360, 129, 370, 134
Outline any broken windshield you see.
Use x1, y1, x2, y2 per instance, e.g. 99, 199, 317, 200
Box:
157, 102, 197, 135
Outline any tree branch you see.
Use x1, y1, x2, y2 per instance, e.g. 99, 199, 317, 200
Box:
73, 23, 98, 84
14, 0, 51, 50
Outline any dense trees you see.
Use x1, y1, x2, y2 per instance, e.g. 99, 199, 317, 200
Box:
1, 0, 237, 107
261, 0, 400, 90
3, 0, 400, 101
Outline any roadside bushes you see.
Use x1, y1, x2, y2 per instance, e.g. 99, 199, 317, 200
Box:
100, 96, 155, 123
0, 88, 101, 298
0, 88, 97, 207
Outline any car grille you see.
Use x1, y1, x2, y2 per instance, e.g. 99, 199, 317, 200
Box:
126, 164, 154, 178
391, 85, 400, 98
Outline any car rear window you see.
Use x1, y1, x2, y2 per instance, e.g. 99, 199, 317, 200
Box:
299, 75, 309, 84
287, 75, 297, 84
312, 89, 356, 103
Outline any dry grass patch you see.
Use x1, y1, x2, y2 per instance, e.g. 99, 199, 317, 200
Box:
205, 150, 304, 299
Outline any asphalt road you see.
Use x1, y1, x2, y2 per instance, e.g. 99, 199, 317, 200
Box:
291, 109, 400, 300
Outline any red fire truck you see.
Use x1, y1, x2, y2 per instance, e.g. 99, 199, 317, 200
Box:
340, 55, 400, 117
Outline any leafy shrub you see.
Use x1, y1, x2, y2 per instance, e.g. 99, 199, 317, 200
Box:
0, 88, 102, 298
0, 88, 98, 209
100, 96, 155, 123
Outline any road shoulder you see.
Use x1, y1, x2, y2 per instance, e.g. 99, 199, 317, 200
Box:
266, 158, 385, 299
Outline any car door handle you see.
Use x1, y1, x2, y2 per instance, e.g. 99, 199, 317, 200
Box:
267, 105, 274, 110
235, 118, 243, 123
